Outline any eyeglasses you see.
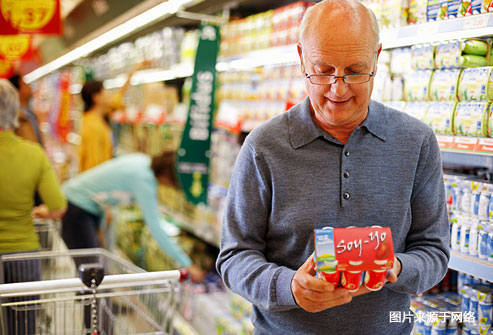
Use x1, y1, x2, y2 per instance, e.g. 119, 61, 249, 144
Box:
303, 53, 378, 85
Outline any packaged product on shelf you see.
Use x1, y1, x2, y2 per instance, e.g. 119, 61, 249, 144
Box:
385, 101, 407, 112
447, 0, 463, 18
478, 221, 489, 259
460, 216, 472, 254
435, 40, 462, 69
429, 69, 462, 101
409, 0, 428, 24
411, 44, 436, 70
404, 69, 433, 101
404, 101, 428, 121
458, 67, 493, 101
426, 0, 441, 21
438, 0, 449, 19
390, 47, 413, 75
424, 101, 456, 134
453, 102, 489, 136
460, 0, 485, 15
462, 55, 488, 68
391, 75, 405, 101
486, 104, 493, 137
372, 68, 392, 101
462, 39, 490, 56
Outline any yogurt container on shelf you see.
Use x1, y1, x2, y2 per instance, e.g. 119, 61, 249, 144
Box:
453, 101, 489, 136
458, 67, 493, 102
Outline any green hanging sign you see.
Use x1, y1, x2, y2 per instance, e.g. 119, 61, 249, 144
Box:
177, 24, 220, 205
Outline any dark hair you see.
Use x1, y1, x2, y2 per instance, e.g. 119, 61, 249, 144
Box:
8, 73, 21, 90
81, 80, 103, 112
151, 151, 179, 188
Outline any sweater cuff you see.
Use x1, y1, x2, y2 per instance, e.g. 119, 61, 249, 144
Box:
385, 253, 418, 294
275, 267, 297, 307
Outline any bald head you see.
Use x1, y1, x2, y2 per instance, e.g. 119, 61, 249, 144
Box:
299, 0, 380, 51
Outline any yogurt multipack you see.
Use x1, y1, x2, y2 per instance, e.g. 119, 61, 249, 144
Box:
453, 101, 490, 136
424, 101, 457, 134
458, 67, 493, 101
314, 226, 394, 292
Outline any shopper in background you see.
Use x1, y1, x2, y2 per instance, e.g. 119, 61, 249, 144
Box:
8, 73, 43, 145
0, 79, 67, 334
61, 151, 205, 282
78, 63, 147, 172
216, 1, 450, 334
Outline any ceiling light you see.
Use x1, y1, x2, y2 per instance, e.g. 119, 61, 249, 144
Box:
24, 0, 195, 84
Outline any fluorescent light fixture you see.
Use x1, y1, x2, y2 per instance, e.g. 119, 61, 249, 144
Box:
24, 0, 194, 84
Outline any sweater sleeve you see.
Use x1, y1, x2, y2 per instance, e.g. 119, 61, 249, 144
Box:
386, 131, 450, 294
132, 176, 192, 268
216, 143, 297, 312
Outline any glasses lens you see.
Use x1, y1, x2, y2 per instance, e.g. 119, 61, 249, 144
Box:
310, 75, 335, 85
344, 74, 371, 84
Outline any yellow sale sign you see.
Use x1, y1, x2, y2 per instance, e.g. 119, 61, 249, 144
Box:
0, 35, 31, 60
0, 0, 61, 34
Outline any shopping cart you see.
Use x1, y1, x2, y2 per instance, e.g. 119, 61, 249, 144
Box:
0, 248, 187, 335
33, 219, 61, 252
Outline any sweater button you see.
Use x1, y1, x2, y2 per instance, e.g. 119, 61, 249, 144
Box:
343, 171, 349, 178
343, 192, 350, 199
344, 151, 350, 157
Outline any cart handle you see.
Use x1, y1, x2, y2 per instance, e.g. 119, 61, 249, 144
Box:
0, 269, 188, 296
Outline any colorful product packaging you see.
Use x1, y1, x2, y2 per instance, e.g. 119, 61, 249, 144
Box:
411, 44, 436, 70
390, 47, 413, 75
458, 67, 493, 101
405, 101, 428, 121
460, 0, 484, 15
453, 101, 490, 136
405, 70, 434, 101
436, 40, 463, 69
314, 226, 394, 292
429, 69, 462, 101
427, 0, 441, 20
438, 0, 449, 19
485, 103, 493, 137
409, 0, 428, 24
447, 0, 464, 18
425, 101, 457, 134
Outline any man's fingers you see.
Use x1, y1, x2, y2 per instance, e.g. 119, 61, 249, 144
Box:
301, 253, 316, 275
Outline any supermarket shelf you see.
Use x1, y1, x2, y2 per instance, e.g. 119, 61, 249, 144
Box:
448, 250, 493, 282
159, 205, 220, 248
436, 135, 493, 156
381, 13, 493, 49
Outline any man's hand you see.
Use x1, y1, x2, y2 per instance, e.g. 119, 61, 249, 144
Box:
386, 256, 401, 284
291, 253, 352, 313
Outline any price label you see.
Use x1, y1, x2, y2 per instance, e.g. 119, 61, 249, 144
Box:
0, 0, 61, 34
463, 14, 489, 30
476, 138, 493, 153
0, 35, 31, 60
452, 136, 478, 151
1, 0, 56, 31
436, 135, 454, 149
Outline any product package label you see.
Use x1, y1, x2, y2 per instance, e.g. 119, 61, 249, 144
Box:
314, 227, 395, 272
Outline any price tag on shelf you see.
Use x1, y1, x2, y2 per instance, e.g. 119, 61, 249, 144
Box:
475, 138, 493, 153
463, 14, 490, 30
452, 136, 478, 151
436, 135, 454, 149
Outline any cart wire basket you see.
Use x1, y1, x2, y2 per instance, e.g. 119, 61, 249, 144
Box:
33, 219, 61, 252
0, 248, 187, 335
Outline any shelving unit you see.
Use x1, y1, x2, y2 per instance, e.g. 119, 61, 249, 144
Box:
159, 205, 220, 248
448, 251, 493, 282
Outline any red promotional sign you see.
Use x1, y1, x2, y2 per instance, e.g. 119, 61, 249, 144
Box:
0, 0, 62, 35
0, 58, 12, 78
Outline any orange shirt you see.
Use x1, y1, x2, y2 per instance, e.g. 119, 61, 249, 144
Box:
78, 111, 112, 172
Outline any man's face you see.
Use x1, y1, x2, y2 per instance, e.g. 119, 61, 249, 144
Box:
299, 28, 380, 130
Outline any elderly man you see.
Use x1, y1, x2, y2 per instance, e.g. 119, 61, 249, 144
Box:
216, 1, 450, 334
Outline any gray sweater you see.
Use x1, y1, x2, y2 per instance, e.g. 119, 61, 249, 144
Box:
216, 98, 450, 335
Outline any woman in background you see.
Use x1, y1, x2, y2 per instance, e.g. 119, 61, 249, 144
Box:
0, 79, 66, 334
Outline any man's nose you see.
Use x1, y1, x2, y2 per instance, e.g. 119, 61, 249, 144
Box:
330, 76, 349, 96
